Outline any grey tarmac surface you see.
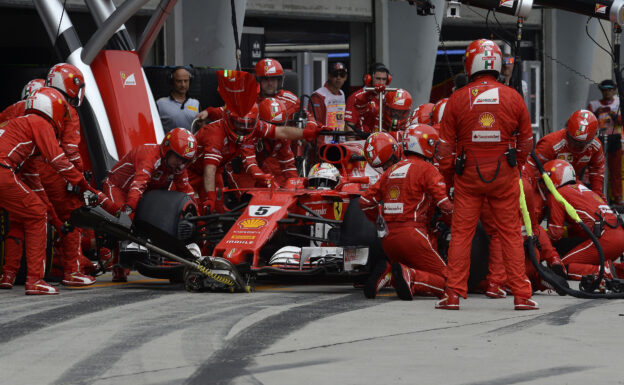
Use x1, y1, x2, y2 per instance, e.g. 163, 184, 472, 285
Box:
1, 272, 623, 385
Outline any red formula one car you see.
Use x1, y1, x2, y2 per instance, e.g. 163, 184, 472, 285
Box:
180, 140, 386, 291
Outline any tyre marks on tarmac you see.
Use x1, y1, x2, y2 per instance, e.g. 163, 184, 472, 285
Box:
457, 365, 594, 385
483, 299, 604, 336
47, 289, 368, 385
0, 290, 176, 344
184, 292, 379, 385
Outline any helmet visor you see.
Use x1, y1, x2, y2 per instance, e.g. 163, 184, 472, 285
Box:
230, 115, 257, 137
165, 151, 190, 174
69, 83, 85, 107
567, 134, 590, 152
386, 107, 410, 121
308, 177, 338, 190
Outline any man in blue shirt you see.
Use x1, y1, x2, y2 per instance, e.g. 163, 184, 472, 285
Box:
156, 66, 200, 133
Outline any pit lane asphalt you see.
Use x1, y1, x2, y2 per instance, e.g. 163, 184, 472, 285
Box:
1, 272, 623, 385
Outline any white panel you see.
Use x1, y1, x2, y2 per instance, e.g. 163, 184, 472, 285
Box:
246, 0, 372, 20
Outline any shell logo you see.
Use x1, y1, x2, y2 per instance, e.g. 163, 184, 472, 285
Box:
239, 218, 267, 229
479, 112, 495, 128
388, 185, 400, 200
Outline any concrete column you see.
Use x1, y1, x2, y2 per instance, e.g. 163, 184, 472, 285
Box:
543, 9, 601, 133
163, 0, 246, 68
376, 0, 445, 106
163, 1, 183, 65
349, 22, 368, 88
183, 0, 246, 68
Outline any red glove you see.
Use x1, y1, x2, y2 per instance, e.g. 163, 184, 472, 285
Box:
438, 199, 454, 215
366, 84, 385, 97
303, 124, 326, 142
254, 173, 275, 188
50, 215, 64, 234
102, 199, 123, 216
202, 191, 217, 214
78, 178, 97, 195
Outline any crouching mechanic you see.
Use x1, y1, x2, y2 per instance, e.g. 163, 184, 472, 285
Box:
0, 88, 96, 295
191, 70, 326, 214
527, 110, 604, 199
360, 124, 453, 300
218, 98, 300, 191
542, 159, 624, 280
97, 128, 197, 281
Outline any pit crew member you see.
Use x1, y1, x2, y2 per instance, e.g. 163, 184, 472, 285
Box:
437, 39, 537, 311
542, 159, 624, 280
360, 124, 453, 300
0, 88, 95, 295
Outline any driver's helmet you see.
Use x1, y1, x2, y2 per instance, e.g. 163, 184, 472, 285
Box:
308, 162, 341, 190
383, 88, 412, 131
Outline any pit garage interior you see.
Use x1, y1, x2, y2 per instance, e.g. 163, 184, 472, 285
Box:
0, 0, 619, 138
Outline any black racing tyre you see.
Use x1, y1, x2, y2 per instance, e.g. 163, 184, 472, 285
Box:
341, 197, 386, 271
134, 190, 198, 242
135, 261, 185, 282
467, 222, 490, 290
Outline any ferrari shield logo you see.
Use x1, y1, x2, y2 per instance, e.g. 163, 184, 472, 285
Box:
471, 88, 479, 97
333, 202, 343, 220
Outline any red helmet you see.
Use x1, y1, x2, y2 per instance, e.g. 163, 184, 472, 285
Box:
409, 103, 434, 125
255, 58, 284, 78
225, 103, 259, 141
403, 123, 439, 159
464, 39, 502, 79
46, 63, 85, 107
216, 70, 260, 142
432, 98, 449, 125
543, 159, 576, 188
24, 87, 69, 136
565, 109, 598, 152
21, 79, 45, 100
383, 88, 412, 131
258, 98, 287, 125
161, 127, 197, 161
364, 132, 402, 169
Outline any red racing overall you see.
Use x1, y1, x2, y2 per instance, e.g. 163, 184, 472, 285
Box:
439, 74, 534, 299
